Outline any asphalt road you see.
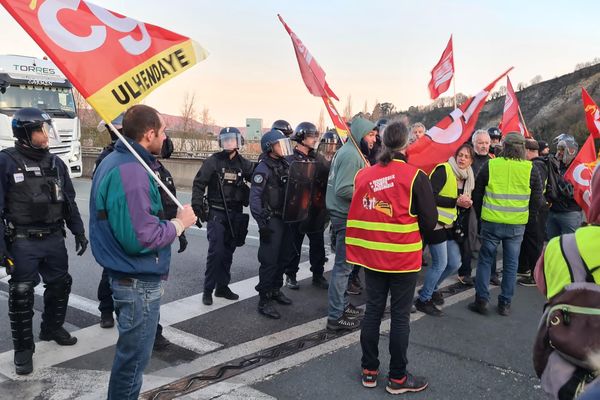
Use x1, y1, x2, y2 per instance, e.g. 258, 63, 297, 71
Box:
0, 178, 548, 399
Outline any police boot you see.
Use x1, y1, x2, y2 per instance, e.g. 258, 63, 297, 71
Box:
9, 281, 36, 375
312, 273, 329, 289
258, 293, 281, 319
39, 274, 77, 346
271, 288, 293, 305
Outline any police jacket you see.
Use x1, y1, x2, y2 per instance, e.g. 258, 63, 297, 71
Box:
0, 144, 84, 242
550, 160, 582, 213
192, 150, 254, 214
250, 154, 289, 228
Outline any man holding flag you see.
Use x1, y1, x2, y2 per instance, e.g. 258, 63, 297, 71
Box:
90, 105, 196, 399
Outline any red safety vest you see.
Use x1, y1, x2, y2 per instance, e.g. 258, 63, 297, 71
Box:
346, 160, 423, 273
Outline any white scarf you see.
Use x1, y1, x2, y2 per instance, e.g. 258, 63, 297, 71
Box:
448, 156, 475, 196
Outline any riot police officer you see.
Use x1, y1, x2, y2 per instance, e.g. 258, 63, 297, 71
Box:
0, 108, 88, 375
250, 129, 294, 319
283, 122, 328, 290
271, 120, 293, 137
192, 127, 254, 306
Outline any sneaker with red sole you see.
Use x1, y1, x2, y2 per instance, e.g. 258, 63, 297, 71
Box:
361, 369, 378, 388
386, 373, 428, 394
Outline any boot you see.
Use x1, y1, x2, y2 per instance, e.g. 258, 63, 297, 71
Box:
468, 297, 489, 315
311, 273, 329, 289
202, 290, 213, 305
9, 281, 36, 375
271, 288, 293, 305
214, 286, 239, 300
285, 273, 299, 290
258, 293, 280, 319
39, 275, 77, 345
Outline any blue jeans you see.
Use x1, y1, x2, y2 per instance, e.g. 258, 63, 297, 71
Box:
327, 216, 353, 321
546, 210, 582, 240
418, 239, 461, 302
108, 277, 163, 400
474, 221, 525, 305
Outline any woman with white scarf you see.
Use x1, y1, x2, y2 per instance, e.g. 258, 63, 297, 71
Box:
415, 144, 475, 316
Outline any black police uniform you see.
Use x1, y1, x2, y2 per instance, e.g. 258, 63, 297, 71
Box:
0, 143, 86, 367
282, 148, 327, 283
250, 153, 293, 315
192, 150, 254, 297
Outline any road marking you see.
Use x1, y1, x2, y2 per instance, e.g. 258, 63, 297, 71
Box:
0, 256, 333, 378
161, 326, 222, 355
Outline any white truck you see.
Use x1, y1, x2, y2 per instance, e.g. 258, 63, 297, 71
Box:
0, 55, 82, 177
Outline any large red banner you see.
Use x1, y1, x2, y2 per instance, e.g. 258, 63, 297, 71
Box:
1, 0, 208, 121
428, 35, 454, 100
564, 88, 600, 216
409, 67, 513, 174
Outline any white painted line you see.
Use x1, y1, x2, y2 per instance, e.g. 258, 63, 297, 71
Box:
0, 255, 333, 378
161, 326, 222, 355
178, 384, 278, 400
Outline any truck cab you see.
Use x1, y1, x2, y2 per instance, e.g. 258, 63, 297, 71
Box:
0, 55, 82, 177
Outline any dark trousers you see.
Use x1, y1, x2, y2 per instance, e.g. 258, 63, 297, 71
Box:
283, 224, 326, 277
256, 217, 292, 295
518, 208, 548, 273
97, 269, 163, 337
457, 238, 473, 278
10, 232, 69, 284
360, 268, 418, 379
205, 209, 238, 292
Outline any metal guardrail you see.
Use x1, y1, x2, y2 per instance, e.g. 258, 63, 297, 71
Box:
82, 147, 260, 161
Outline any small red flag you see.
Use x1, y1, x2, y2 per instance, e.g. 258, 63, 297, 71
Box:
500, 76, 530, 137
564, 88, 600, 216
428, 35, 454, 100
409, 67, 513, 174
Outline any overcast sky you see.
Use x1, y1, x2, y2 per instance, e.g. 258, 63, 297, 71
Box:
1, 0, 598, 129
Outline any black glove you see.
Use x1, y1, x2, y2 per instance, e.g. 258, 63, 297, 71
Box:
75, 233, 88, 256
1, 248, 14, 275
195, 218, 203, 229
259, 227, 273, 243
178, 233, 188, 253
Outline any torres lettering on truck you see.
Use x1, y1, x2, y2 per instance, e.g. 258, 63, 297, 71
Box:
0, 55, 82, 177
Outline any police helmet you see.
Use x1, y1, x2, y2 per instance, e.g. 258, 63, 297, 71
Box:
320, 129, 340, 144
290, 122, 319, 143
375, 118, 388, 131
271, 119, 293, 137
12, 107, 59, 145
261, 129, 293, 156
487, 127, 502, 140
553, 133, 579, 164
97, 113, 124, 141
218, 127, 244, 150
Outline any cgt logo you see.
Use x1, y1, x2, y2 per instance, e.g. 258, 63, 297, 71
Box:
572, 162, 596, 207
36, 0, 151, 55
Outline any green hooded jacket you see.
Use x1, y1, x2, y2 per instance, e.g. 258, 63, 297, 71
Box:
325, 117, 376, 218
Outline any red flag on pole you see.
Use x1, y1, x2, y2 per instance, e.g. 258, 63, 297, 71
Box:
428, 35, 454, 100
564, 88, 600, 216
0, 0, 208, 121
278, 14, 351, 142
409, 67, 513, 174
500, 76, 530, 137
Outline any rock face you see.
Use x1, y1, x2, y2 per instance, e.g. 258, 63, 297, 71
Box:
393, 63, 600, 144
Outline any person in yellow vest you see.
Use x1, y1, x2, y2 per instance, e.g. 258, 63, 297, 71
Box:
415, 144, 475, 316
469, 132, 544, 316
346, 122, 437, 394
534, 163, 600, 299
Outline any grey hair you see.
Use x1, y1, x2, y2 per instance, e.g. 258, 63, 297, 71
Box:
472, 129, 490, 143
410, 122, 426, 133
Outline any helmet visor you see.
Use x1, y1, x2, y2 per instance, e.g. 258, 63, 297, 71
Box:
274, 137, 293, 157
42, 121, 61, 145
219, 132, 243, 150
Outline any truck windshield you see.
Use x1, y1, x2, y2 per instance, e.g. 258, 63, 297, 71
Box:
0, 85, 76, 118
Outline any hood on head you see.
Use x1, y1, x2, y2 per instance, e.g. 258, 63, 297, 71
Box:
350, 118, 376, 142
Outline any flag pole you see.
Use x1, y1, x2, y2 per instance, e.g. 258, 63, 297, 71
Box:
106, 122, 184, 210
517, 105, 530, 137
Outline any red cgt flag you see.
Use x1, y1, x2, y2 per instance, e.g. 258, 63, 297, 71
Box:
564, 88, 600, 216
409, 67, 513, 174
278, 14, 350, 141
428, 35, 454, 100
1, 0, 208, 121
500, 76, 530, 137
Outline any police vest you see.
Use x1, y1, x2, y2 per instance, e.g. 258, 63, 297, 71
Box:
482, 158, 532, 225
262, 157, 288, 215
346, 160, 423, 273
207, 154, 250, 210
3, 148, 65, 226
542, 225, 600, 299
430, 162, 457, 225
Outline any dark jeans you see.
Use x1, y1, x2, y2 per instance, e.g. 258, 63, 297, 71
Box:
283, 224, 326, 277
518, 210, 547, 273
205, 209, 238, 292
360, 268, 418, 379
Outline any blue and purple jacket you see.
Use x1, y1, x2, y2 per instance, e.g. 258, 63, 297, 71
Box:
89, 138, 177, 280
